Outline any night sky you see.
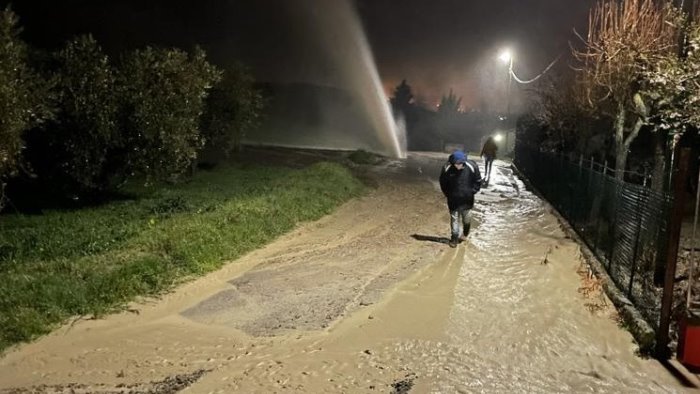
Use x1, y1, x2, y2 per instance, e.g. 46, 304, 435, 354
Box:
3, 0, 593, 113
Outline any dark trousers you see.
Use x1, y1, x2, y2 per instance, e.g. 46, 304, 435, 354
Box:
449, 205, 471, 241
483, 156, 494, 179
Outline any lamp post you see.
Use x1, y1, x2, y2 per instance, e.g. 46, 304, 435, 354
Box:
499, 49, 513, 117
499, 49, 513, 153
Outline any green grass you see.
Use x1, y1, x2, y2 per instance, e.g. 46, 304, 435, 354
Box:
0, 161, 366, 352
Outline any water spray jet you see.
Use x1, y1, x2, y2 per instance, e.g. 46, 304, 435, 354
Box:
253, 0, 406, 159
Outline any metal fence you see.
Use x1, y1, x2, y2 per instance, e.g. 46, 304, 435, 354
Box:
514, 145, 674, 332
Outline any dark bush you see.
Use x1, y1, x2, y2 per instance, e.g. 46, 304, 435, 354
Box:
117, 46, 222, 182
0, 8, 52, 204
201, 64, 265, 158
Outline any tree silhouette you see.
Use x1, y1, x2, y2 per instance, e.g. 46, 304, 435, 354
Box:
436, 89, 463, 146
438, 89, 462, 115
390, 79, 414, 117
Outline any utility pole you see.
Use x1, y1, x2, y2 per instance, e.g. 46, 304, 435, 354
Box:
506, 57, 513, 154
657, 149, 691, 357
655, 0, 697, 357
506, 56, 513, 118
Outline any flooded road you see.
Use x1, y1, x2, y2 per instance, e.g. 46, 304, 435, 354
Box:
189, 154, 687, 393
378, 156, 682, 392
0, 153, 695, 393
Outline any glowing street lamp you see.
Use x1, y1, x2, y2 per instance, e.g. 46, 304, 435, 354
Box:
493, 133, 504, 143
499, 50, 512, 65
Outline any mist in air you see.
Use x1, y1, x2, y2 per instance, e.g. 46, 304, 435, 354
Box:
243, 0, 406, 158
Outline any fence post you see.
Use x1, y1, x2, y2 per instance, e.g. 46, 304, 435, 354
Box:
592, 160, 609, 267
577, 154, 584, 225
604, 161, 614, 269
588, 156, 595, 195
628, 183, 645, 299
643, 168, 649, 188
656, 148, 691, 358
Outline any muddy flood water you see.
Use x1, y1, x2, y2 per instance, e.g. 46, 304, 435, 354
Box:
0, 153, 697, 393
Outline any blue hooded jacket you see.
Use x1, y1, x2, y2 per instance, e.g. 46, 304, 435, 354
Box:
439, 151, 482, 210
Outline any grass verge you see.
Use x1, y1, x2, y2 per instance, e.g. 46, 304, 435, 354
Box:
0, 161, 365, 352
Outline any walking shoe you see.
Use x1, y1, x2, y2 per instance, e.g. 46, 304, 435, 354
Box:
459, 234, 468, 242
448, 239, 458, 248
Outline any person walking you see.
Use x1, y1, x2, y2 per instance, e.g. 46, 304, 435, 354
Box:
439, 150, 482, 248
480, 136, 498, 183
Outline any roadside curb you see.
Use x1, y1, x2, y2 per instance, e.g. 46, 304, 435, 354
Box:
510, 163, 656, 353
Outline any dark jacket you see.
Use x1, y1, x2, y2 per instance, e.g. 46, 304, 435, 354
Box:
439, 160, 482, 210
481, 139, 498, 159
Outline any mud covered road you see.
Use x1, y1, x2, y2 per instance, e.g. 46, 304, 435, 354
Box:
0, 153, 695, 393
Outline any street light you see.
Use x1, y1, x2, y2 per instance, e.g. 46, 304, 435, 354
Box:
499, 50, 512, 65
493, 133, 504, 143
498, 49, 513, 117
498, 49, 515, 155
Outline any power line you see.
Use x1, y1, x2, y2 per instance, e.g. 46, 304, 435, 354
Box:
509, 54, 562, 84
